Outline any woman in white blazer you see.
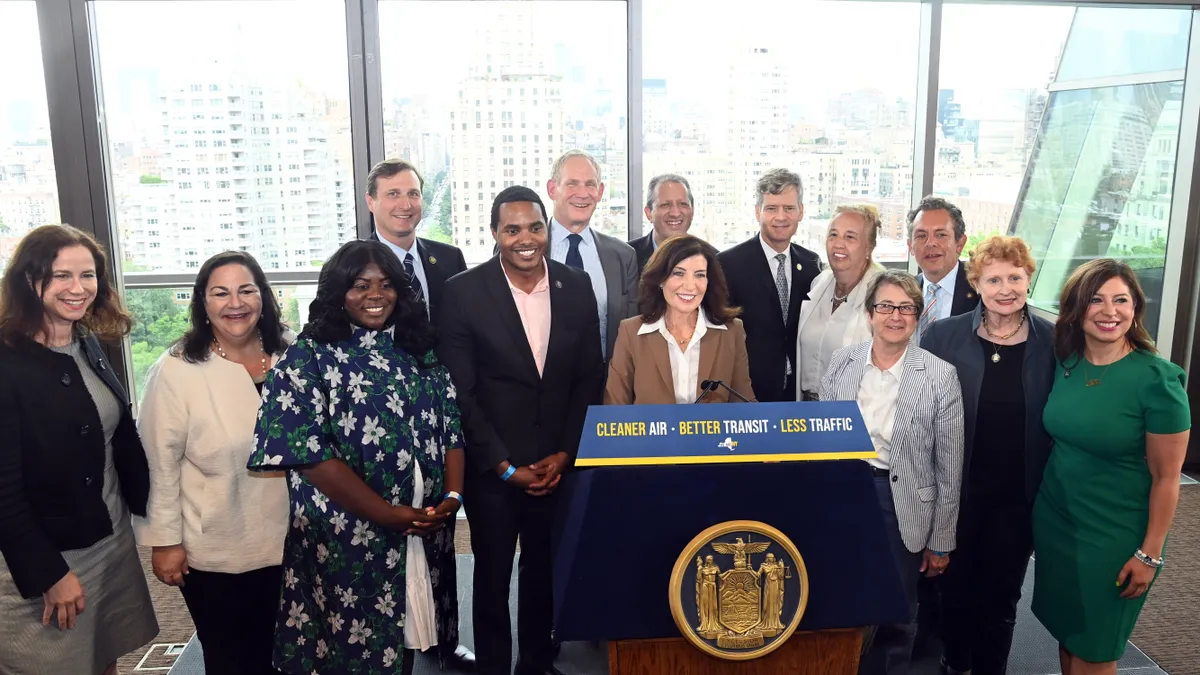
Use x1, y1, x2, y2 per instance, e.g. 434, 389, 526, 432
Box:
133, 251, 291, 675
796, 203, 885, 401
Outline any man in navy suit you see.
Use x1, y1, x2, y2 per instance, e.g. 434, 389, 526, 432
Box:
366, 158, 468, 325
628, 173, 695, 275
363, 158, 475, 670
718, 168, 821, 402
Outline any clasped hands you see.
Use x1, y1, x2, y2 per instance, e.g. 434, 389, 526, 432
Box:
501, 451, 569, 497
394, 496, 460, 537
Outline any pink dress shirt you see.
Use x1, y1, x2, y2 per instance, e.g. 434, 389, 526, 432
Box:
502, 259, 552, 376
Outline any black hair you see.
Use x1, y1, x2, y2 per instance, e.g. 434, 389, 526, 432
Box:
176, 251, 288, 362
490, 185, 549, 231
302, 240, 437, 363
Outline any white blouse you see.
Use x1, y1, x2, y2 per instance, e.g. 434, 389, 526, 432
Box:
133, 347, 290, 574
797, 266, 882, 395
638, 311, 728, 404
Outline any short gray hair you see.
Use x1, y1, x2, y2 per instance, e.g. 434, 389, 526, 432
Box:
551, 149, 602, 184
906, 195, 966, 240
755, 168, 804, 209
865, 269, 925, 317
645, 173, 694, 211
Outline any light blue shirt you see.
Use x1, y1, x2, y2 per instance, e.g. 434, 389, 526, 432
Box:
550, 218, 608, 355
378, 235, 430, 317
926, 260, 959, 323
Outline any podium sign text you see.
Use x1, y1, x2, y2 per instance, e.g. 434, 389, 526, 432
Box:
575, 401, 875, 467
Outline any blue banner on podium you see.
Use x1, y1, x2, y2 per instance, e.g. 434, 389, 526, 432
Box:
575, 401, 875, 467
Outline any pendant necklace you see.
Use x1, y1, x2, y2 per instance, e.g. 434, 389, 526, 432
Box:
982, 308, 1026, 363
214, 332, 269, 377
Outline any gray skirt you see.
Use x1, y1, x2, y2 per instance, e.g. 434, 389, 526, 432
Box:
0, 507, 159, 675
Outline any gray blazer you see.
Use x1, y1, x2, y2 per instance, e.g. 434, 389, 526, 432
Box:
820, 341, 965, 554
592, 229, 640, 359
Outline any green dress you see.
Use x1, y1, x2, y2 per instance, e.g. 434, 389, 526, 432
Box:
1032, 349, 1189, 662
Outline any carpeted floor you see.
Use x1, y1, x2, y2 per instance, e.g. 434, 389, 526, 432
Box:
122, 491, 1199, 674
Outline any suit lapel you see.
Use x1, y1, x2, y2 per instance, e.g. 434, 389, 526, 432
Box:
648, 332, 675, 399
952, 263, 976, 315
751, 241, 787, 327
841, 342, 871, 400
482, 259, 541, 381
787, 245, 809, 323
542, 264, 571, 379
416, 240, 441, 313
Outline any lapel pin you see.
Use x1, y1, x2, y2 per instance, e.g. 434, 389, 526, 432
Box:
428, 255, 438, 265
555, 280, 563, 289
796, 263, 802, 271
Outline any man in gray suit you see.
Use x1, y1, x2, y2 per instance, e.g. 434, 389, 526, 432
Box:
545, 149, 639, 361
818, 269, 964, 675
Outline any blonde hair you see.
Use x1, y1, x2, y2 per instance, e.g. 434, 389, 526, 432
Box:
966, 235, 1037, 290
830, 203, 881, 253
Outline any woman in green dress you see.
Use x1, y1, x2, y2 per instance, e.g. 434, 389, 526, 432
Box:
1032, 259, 1190, 674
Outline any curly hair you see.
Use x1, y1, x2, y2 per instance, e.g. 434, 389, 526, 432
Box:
0, 224, 131, 348
302, 240, 438, 364
966, 235, 1037, 291
175, 251, 289, 362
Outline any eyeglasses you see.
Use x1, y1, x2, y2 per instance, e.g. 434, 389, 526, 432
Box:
872, 303, 919, 316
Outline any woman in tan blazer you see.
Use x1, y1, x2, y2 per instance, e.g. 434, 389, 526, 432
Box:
605, 234, 756, 405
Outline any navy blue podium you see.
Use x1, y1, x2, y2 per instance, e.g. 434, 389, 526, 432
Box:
550, 402, 910, 674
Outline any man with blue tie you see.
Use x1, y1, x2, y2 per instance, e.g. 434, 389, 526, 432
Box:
545, 149, 639, 361
909, 195, 978, 343
907, 194, 978, 664
363, 158, 475, 671
365, 158, 468, 326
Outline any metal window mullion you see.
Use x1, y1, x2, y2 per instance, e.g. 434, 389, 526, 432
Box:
1049, 69, 1188, 92
626, 0, 643, 242
907, 0, 942, 274
1167, 10, 1200, 367
346, 0, 379, 240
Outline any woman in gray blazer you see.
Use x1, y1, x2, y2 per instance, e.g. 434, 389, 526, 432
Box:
820, 269, 964, 675
920, 236, 1054, 675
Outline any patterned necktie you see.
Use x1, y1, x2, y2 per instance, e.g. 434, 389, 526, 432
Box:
774, 253, 789, 320
566, 233, 584, 269
919, 281, 939, 338
404, 252, 426, 305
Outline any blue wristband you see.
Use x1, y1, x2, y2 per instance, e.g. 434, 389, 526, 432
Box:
500, 465, 516, 481
932, 551, 948, 557
445, 491, 463, 504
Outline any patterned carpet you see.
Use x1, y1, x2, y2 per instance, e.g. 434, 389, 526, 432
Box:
120, 490, 1200, 674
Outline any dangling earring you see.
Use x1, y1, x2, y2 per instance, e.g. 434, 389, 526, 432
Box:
205, 317, 210, 325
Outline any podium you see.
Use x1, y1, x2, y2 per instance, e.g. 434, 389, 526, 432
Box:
551, 402, 910, 674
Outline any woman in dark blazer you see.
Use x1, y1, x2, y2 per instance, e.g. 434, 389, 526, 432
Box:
0, 224, 158, 675
605, 235, 755, 405
920, 235, 1055, 675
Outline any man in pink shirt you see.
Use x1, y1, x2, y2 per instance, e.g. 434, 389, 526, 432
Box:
438, 186, 604, 675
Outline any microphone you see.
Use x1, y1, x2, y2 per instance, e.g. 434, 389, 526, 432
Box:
700, 379, 751, 403
692, 379, 718, 404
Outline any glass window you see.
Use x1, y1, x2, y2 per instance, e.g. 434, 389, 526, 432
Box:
1012, 82, 1182, 337
642, 0, 920, 262
935, 4, 1074, 252
126, 284, 315, 401
379, 0, 628, 266
0, 2, 61, 277
94, 1, 355, 275
1056, 8, 1191, 82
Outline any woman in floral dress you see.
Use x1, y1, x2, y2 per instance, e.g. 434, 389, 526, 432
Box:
248, 240, 465, 675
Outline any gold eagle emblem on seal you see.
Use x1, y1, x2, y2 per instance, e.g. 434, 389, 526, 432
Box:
669, 520, 809, 660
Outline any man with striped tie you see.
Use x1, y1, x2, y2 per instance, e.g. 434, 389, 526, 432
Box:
906, 195, 977, 665
363, 158, 476, 671
366, 159, 468, 327
909, 196, 978, 343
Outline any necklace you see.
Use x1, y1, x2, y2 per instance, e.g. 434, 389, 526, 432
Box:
214, 332, 269, 377
667, 318, 697, 348
982, 308, 1026, 363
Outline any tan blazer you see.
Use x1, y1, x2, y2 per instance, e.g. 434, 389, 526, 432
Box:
604, 315, 757, 405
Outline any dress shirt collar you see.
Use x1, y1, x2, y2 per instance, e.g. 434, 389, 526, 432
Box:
378, 232, 418, 261
638, 310, 728, 336
501, 258, 550, 295
759, 234, 790, 265
866, 341, 908, 380
551, 218, 596, 248
925, 260, 959, 298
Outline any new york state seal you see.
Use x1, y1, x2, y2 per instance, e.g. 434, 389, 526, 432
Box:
668, 520, 809, 661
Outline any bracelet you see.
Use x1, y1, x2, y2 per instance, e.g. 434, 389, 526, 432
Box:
1134, 549, 1164, 568
500, 465, 516, 481
932, 551, 948, 557
444, 491, 462, 504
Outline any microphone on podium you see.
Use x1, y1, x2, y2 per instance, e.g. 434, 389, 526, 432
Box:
697, 379, 751, 403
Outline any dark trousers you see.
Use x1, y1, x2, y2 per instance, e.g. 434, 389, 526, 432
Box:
940, 496, 1033, 675
860, 478, 923, 675
914, 574, 942, 657
465, 471, 556, 675
178, 564, 284, 675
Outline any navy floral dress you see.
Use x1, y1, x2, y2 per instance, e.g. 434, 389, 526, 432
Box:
248, 325, 462, 674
